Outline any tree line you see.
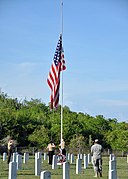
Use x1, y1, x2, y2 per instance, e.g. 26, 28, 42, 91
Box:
0, 92, 128, 152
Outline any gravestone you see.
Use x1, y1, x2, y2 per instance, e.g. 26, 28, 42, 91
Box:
63, 162, 70, 179
67, 153, 70, 161
38, 152, 42, 159
110, 154, 115, 161
52, 155, 57, 169
76, 158, 82, 174
84, 154, 88, 169
70, 154, 74, 164
35, 152, 42, 176
3, 152, 7, 161
23, 152, 29, 164
80, 154, 83, 160
40, 171, 51, 179
16, 154, 22, 170
44, 153, 47, 160
88, 153, 91, 164
8, 161, 17, 179
13, 153, 17, 162
77, 154, 80, 159
109, 155, 117, 179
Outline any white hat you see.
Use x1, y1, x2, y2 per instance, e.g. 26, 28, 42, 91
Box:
95, 139, 98, 143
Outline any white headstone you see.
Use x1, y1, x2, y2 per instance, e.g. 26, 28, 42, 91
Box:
44, 153, 47, 160
67, 153, 70, 161
110, 154, 115, 161
3, 152, 7, 161
109, 170, 117, 179
109, 157, 117, 179
35, 152, 38, 158
84, 154, 88, 169
35, 157, 41, 176
76, 158, 82, 174
52, 155, 57, 169
16, 154, 22, 170
88, 153, 91, 164
80, 154, 83, 160
40, 171, 51, 179
63, 162, 70, 179
8, 161, 17, 179
70, 154, 74, 164
38, 152, 42, 159
13, 153, 17, 162
23, 153, 29, 164
77, 154, 80, 159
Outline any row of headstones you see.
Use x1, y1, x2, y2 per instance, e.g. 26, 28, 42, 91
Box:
3, 152, 29, 164
8, 152, 29, 179
36, 153, 92, 179
3, 152, 92, 179
43, 152, 92, 164
42, 153, 128, 179
3, 152, 29, 179
4, 152, 127, 179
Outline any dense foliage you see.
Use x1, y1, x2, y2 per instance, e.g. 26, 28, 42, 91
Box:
0, 92, 128, 152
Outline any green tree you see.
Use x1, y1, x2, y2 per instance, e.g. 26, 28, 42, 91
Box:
28, 125, 49, 148
105, 122, 128, 151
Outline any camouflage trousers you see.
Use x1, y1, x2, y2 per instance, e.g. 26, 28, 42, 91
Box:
92, 158, 102, 173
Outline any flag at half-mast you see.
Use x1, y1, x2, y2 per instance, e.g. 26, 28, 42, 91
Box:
47, 34, 66, 109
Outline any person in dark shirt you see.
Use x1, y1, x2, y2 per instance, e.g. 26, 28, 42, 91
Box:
47, 140, 55, 165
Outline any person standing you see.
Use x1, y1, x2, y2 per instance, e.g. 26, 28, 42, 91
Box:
7, 138, 14, 164
91, 139, 103, 177
47, 140, 55, 165
59, 138, 66, 156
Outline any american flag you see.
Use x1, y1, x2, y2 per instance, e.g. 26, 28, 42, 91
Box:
47, 34, 66, 109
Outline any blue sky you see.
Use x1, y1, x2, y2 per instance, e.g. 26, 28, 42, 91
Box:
0, 0, 128, 122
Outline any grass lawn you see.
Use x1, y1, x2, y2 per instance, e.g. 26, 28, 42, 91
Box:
0, 155, 127, 179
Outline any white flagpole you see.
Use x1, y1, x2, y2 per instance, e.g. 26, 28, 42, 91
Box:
60, 0, 63, 146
